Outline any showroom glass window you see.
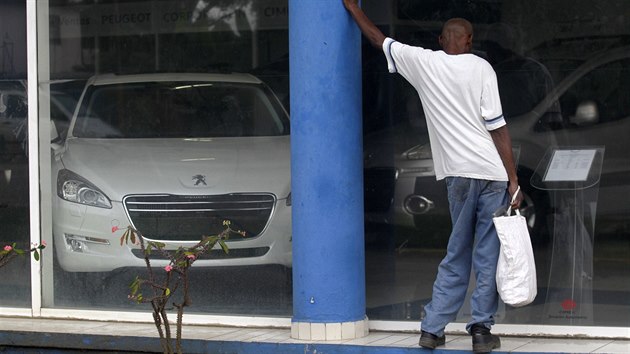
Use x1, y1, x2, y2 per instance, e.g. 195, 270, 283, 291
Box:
41, 0, 293, 316
14, 0, 629, 330
361, 0, 630, 327
0, 0, 31, 307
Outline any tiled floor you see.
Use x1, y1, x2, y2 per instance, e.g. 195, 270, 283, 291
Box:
1, 318, 630, 353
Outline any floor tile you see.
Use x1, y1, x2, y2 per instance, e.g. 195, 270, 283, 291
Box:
498, 337, 537, 352
238, 329, 280, 342
592, 340, 630, 354
258, 330, 292, 342
389, 335, 420, 347
342, 333, 395, 345
184, 326, 248, 340
441, 336, 474, 351
246, 329, 288, 342
2, 317, 630, 353
515, 338, 614, 353
368, 334, 414, 346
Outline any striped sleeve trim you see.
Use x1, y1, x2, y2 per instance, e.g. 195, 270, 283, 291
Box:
485, 114, 506, 130
382, 37, 397, 73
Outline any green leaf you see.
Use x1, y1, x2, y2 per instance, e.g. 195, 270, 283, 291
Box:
33, 250, 40, 261
206, 236, 218, 246
120, 229, 129, 246
129, 276, 141, 295
219, 240, 229, 254
164, 288, 171, 297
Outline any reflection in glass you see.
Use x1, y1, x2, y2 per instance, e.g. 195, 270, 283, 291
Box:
42, 0, 293, 316
0, 0, 31, 308
25, 0, 630, 328
363, 0, 630, 328
73, 80, 287, 138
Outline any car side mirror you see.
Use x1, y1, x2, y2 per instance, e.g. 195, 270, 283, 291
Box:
51, 120, 62, 150
571, 100, 599, 126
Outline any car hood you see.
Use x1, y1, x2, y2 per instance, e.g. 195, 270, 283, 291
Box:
56, 137, 291, 201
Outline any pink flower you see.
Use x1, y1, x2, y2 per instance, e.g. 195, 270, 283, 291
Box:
111, 226, 120, 233
41, 240, 47, 247
186, 254, 196, 260
3, 245, 12, 251
164, 265, 173, 272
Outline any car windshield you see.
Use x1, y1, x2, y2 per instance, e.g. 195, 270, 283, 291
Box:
72, 81, 289, 138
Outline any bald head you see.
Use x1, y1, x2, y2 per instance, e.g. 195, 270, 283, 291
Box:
439, 18, 474, 55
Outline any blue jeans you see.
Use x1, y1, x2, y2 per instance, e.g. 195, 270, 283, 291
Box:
421, 177, 508, 336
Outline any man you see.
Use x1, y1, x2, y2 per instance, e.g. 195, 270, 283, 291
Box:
342, 1, 523, 353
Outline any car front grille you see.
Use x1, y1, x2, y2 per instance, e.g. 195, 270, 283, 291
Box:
131, 247, 270, 260
123, 193, 275, 242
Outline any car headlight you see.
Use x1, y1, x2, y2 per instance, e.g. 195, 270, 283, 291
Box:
403, 144, 432, 160
57, 169, 112, 209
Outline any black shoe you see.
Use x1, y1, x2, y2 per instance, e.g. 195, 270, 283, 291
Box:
471, 324, 501, 353
419, 330, 446, 349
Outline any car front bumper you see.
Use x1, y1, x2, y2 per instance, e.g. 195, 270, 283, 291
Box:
53, 198, 292, 272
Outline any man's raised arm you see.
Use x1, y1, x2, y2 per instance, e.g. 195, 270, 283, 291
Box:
342, 0, 386, 48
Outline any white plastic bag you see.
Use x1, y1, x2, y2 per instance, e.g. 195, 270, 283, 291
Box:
493, 186, 537, 307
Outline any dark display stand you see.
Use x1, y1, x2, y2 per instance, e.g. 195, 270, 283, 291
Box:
531, 146, 605, 325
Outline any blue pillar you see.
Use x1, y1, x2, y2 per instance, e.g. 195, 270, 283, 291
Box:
289, 0, 366, 340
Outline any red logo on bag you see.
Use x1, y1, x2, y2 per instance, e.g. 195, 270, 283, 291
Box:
561, 299, 577, 310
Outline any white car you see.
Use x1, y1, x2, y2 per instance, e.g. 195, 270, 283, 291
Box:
52, 73, 292, 272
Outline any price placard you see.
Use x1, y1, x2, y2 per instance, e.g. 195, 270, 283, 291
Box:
543, 149, 597, 182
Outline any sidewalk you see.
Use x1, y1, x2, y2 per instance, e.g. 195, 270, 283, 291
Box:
1, 318, 630, 353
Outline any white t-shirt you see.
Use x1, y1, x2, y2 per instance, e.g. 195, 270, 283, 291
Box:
382, 37, 508, 181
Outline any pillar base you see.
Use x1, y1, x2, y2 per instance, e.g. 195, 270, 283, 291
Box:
290, 316, 369, 340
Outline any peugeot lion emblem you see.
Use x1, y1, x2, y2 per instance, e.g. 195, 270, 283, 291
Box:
192, 174, 207, 186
